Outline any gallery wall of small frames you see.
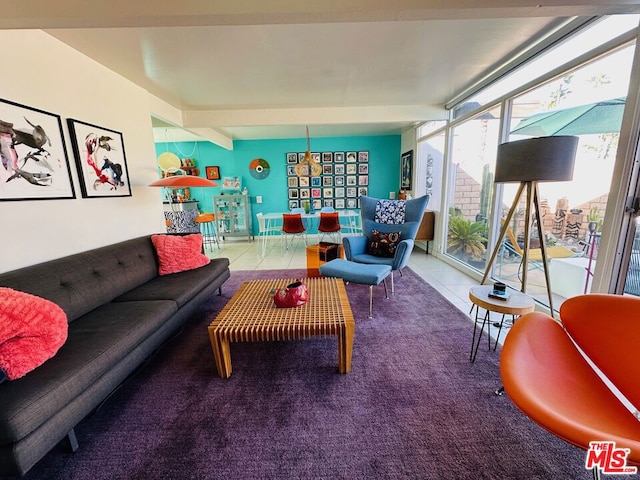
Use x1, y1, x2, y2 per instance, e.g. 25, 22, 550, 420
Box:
285, 151, 369, 210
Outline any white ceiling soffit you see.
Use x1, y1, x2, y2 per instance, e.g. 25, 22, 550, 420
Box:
5, 1, 637, 144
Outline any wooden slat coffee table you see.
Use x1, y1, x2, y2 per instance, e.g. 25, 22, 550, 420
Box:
208, 277, 355, 378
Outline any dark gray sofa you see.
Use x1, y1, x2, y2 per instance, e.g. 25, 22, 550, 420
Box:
0, 235, 230, 477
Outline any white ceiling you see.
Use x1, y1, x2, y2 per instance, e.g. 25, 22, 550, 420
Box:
3, 1, 639, 144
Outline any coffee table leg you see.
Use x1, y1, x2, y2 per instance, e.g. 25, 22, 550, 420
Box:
208, 328, 232, 378
338, 322, 354, 373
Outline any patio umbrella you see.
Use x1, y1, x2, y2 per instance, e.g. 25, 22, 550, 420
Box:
511, 97, 625, 136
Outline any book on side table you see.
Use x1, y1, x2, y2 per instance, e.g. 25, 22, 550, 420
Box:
488, 289, 511, 301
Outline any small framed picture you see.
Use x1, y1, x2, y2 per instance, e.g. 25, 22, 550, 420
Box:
346, 187, 357, 197
299, 188, 310, 199
311, 176, 322, 187
288, 188, 299, 199
346, 175, 357, 186
287, 152, 298, 164
323, 199, 334, 208
358, 187, 368, 196
288, 177, 299, 188
205, 166, 220, 180
311, 188, 322, 198
334, 164, 345, 175
358, 151, 369, 162
346, 198, 357, 209
323, 187, 333, 198
311, 153, 321, 163
346, 151, 357, 162
334, 152, 345, 163
322, 176, 333, 186
346, 164, 357, 174
358, 163, 369, 174
299, 176, 310, 187
289, 200, 299, 209
334, 176, 345, 186
298, 152, 306, 162
322, 152, 333, 163
358, 175, 369, 186
335, 198, 345, 209
287, 165, 296, 176
334, 187, 345, 197
313, 199, 322, 210
323, 164, 333, 175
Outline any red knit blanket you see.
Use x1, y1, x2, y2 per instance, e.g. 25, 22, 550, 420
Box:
0, 287, 68, 381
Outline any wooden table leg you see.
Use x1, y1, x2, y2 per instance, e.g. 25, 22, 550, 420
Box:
337, 321, 354, 373
208, 328, 232, 378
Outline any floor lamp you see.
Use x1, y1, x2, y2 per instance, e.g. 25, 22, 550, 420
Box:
480, 136, 578, 317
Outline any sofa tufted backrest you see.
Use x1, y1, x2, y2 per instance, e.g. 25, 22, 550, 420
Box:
0, 236, 160, 322
360, 195, 429, 241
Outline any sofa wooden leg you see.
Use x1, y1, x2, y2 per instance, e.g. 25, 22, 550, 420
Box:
68, 428, 79, 452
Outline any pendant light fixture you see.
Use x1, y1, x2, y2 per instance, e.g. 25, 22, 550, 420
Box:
295, 126, 322, 177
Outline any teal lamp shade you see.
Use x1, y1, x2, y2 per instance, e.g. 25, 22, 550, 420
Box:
495, 136, 578, 183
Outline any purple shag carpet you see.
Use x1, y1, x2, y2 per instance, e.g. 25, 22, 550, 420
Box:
20, 268, 600, 480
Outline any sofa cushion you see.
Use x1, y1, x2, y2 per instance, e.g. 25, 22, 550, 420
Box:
0, 288, 68, 381
0, 299, 178, 444
114, 258, 230, 307
151, 234, 210, 275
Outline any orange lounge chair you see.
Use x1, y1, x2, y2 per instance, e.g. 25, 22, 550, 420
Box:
500, 294, 640, 478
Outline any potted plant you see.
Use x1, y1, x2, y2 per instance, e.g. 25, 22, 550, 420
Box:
587, 206, 601, 233
447, 213, 487, 265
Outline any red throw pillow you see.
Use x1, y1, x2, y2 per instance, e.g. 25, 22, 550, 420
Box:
367, 229, 402, 258
151, 234, 210, 276
0, 287, 68, 381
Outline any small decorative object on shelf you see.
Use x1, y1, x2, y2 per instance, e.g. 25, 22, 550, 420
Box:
180, 158, 199, 176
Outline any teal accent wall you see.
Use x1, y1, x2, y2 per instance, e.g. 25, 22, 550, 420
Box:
155, 135, 401, 235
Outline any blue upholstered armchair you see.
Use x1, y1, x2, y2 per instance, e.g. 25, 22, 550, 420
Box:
343, 195, 429, 292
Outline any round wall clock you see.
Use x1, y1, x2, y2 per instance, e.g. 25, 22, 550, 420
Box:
249, 158, 271, 179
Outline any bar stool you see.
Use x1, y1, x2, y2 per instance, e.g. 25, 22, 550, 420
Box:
195, 213, 219, 250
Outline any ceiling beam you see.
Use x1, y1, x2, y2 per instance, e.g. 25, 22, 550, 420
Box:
183, 105, 446, 129
2, 1, 638, 29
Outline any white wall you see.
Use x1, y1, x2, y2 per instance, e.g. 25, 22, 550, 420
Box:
0, 30, 166, 273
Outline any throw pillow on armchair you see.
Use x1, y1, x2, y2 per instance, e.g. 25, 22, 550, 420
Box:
367, 230, 402, 258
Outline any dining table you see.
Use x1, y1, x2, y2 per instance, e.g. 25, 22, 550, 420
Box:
257, 210, 361, 256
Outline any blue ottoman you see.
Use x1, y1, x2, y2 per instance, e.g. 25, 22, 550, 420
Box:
319, 259, 392, 318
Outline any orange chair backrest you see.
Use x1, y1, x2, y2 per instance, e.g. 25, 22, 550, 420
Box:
318, 212, 340, 233
282, 213, 306, 234
561, 294, 640, 409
